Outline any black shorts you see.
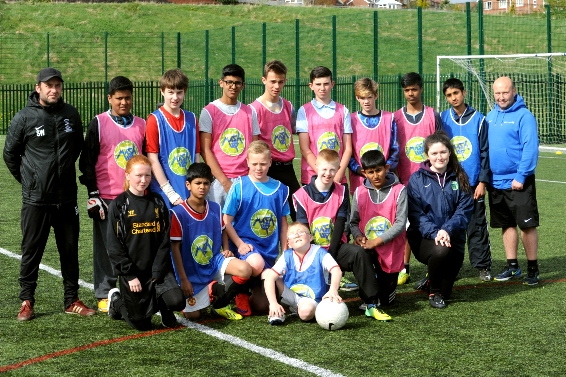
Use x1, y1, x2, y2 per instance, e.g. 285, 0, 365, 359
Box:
488, 175, 539, 229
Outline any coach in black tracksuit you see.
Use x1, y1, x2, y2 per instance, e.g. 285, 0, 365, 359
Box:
3, 68, 93, 321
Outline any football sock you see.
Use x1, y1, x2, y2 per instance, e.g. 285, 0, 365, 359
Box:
527, 259, 539, 273
507, 259, 519, 269
213, 276, 250, 309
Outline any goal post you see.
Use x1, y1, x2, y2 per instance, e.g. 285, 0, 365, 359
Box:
436, 53, 566, 144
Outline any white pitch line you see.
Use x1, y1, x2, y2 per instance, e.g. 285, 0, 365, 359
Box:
177, 317, 345, 377
0, 247, 94, 290
0, 246, 344, 377
537, 179, 566, 185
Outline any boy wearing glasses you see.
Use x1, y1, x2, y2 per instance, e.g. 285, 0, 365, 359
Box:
293, 149, 391, 321
263, 222, 342, 325
200, 63, 260, 208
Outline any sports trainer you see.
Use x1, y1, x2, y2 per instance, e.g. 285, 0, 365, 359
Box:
487, 76, 540, 285
4, 67, 96, 321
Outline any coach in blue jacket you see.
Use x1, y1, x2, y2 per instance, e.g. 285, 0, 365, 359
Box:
407, 131, 473, 309
487, 76, 540, 286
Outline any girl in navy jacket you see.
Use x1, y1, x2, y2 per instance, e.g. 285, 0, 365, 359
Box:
407, 131, 474, 309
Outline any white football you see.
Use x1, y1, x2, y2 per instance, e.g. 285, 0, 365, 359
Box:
315, 299, 349, 331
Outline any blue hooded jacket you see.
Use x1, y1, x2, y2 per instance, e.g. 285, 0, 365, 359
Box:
407, 161, 473, 252
486, 94, 538, 190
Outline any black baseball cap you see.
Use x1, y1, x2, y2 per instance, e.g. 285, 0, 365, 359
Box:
37, 68, 64, 83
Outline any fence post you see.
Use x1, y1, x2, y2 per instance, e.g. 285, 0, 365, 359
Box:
465, 2, 473, 93
232, 26, 236, 64
104, 32, 108, 84
478, 0, 486, 114
397, 73, 403, 110
478, 0, 484, 55
262, 23, 267, 70
466, 2, 472, 55
295, 19, 300, 110
546, 4, 552, 53
373, 11, 378, 80
177, 32, 181, 69
161, 32, 165, 75
417, 7, 422, 75
546, 4, 553, 143
205, 30, 210, 103
47, 33, 50, 67
332, 15, 337, 80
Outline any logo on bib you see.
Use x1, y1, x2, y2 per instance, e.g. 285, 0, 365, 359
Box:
451, 136, 472, 162
272, 125, 291, 152
365, 216, 392, 239
405, 136, 426, 163
220, 128, 245, 156
191, 235, 214, 265
317, 132, 341, 152
250, 209, 277, 238
168, 147, 191, 176
290, 284, 315, 300
311, 217, 333, 247
360, 142, 384, 158
114, 140, 138, 169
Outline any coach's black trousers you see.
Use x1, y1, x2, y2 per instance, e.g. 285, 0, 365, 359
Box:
19, 202, 80, 308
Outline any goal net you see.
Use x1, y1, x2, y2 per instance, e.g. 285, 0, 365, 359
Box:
436, 53, 566, 144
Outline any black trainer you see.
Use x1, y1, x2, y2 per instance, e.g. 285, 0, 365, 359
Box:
107, 288, 121, 319
161, 309, 180, 328
413, 275, 429, 291
429, 293, 446, 309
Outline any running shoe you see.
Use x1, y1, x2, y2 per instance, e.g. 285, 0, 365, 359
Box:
429, 293, 446, 309
413, 274, 429, 291
339, 277, 359, 291
479, 269, 492, 282
493, 266, 522, 282
268, 313, 286, 325
523, 271, 540, 286
65, 299, 96, 316
17, 300, 35, 321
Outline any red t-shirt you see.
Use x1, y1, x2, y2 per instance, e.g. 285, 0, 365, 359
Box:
145, 106, 201, 154
170, 201, 224, 241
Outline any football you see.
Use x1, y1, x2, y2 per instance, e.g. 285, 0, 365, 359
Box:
315, 299, 349, 331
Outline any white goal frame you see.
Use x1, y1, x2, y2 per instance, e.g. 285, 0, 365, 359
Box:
436, 52, 566, 110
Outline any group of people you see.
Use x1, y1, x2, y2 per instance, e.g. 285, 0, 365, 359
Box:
3, 61, 540, 329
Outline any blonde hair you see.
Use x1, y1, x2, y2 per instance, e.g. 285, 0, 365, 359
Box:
354, 77, 378, 98
124, 155, 152, 191
247, 140, 271, 158
316, 148, 340, 166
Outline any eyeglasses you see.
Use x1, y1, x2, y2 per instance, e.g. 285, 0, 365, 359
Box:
287, 230, 308, 240
222, 79, 244, 88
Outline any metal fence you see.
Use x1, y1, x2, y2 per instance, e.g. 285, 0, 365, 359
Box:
1, 4, 566, 142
